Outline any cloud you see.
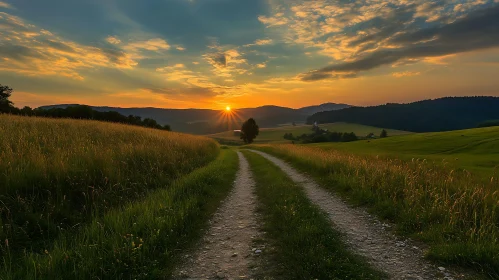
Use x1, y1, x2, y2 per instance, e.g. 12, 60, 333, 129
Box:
0, 1, 12, 9
259, 0, 496, 62
300, 5, 499, 81
203, 48, 248, 77
255, 39, 273, 45
0, 11, 139, 80
258, 13, 288, 27
175, 45, 186, 51
106, 36, 121, 45
145, 86, 215, 97
392, 71, 421, 78
205, 52, 227, 68
244, 38, 274, 47
123, 38, 170, 52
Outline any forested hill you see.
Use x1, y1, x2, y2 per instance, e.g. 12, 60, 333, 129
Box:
307, 97, 499, 132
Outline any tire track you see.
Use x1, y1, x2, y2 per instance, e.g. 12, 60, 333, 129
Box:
173, 151, 261, 279
249, 150, 461, 280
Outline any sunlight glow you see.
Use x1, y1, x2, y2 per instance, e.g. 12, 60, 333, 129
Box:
226, 106, 231, 112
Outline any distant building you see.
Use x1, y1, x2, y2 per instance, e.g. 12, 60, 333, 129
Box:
233, 130, 241, 136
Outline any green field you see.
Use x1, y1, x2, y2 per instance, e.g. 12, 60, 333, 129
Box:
209, 122, 411, 144
312, 126, 499, 177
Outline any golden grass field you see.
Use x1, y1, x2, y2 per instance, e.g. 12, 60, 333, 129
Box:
0, 115, 234, 279
252, 144, 499, 277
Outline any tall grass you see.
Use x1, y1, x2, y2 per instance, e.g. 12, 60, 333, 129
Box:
0, 149, 239, 279
252, 144, 499, 278
0, 115, 218, 258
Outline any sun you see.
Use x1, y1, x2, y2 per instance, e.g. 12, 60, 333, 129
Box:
225, 106, 231, 112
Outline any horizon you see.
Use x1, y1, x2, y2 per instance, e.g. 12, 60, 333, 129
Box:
1, 0, 499, 109
33, 95, 499, 111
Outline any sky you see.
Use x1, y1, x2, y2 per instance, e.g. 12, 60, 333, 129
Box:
1, 0, 499, 109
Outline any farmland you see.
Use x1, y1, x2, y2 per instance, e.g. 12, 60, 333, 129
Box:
312, 126, 499, 176
209, 122, 411, 144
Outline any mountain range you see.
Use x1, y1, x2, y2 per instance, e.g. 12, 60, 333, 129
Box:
39, 103, 350, 134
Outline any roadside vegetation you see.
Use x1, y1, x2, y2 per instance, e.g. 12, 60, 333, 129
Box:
0, 115, 227, 278
250, 144, 499, 278
2, 149, 238, 279
242, 151, 385, 279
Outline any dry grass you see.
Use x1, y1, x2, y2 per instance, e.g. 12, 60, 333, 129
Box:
0, 115, 219, 259
252, 144, 499, 278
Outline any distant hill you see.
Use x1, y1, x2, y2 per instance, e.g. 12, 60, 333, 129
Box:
307, 97, 499, 132
38, 103, 350, 134
298, 103, 350, 115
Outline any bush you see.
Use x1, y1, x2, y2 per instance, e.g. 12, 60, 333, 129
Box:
380, 129, 388, 138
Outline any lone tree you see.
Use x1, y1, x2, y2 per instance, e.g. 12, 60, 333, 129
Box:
380, 129, 388, 138
240, 118, 259, 144
0, 84, 14, 112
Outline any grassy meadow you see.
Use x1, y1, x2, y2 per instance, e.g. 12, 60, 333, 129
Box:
0, 115, 237, 279
209, 122, 411, 144
251, 143, 499, 278
313, 126, 499, 176
243, 151, 385, 279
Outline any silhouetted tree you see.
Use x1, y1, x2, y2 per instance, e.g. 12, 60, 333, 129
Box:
20, 106, 33, 116
342, 132, 358, 142
0, 84, 14, 112
380, 129, 388, 138
240, 118, 259, 144
292, 122, 296, 126
283, 133, 295, 140
0, 85, 172, 131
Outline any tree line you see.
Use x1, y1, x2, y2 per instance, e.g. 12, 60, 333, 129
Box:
0, 84, 171, 131
307, 97, 499, 132
284, 125, 359, 144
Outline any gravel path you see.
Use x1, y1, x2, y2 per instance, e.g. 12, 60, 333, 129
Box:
249, 150, 462, 280
173, 151, 262, 280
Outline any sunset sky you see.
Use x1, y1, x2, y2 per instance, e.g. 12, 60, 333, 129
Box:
1, 0, 499, 109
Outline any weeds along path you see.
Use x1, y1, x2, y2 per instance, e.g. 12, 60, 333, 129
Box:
248, 150, 458, 280
174, 151, 261, 279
